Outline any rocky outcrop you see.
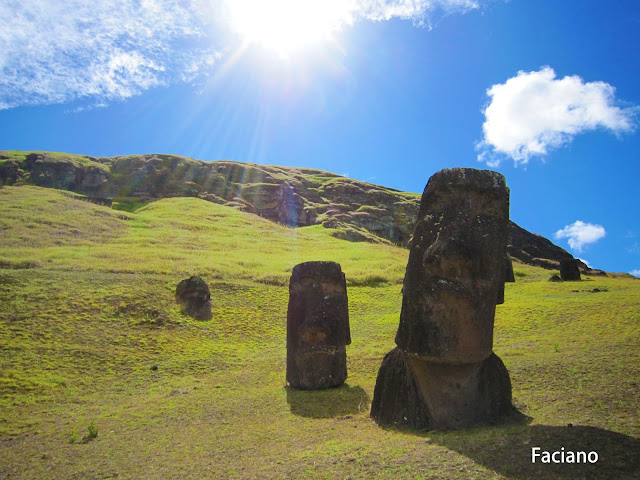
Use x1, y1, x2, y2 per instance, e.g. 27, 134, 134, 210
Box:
0, 150, 589, 271
286, 261, 351, 390
371, 168, 516, 430
18, 152, 110, 195
0, 160, 20, 185
507, 222, 573, 269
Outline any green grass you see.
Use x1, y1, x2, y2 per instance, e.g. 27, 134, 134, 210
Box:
0, 185, 638, 479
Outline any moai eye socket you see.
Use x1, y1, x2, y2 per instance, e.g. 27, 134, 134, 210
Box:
300, 327, 329, 344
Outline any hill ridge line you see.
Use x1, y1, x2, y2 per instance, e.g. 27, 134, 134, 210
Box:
0, 150, 600, 273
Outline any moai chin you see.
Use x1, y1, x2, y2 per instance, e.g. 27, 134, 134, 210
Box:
286, 261, 351, 390
371, 168, 516, 430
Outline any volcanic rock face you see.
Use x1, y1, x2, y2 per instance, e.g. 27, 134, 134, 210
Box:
22, 153, 110, 195
560, 258, 582, 281
371, 168, 515, 430
175, 276, 213, 320
286, 261, 351, 390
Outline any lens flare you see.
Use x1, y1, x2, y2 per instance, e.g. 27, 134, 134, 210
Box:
226, 0, 355, 57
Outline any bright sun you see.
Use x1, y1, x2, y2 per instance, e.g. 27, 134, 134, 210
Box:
226, 0, 354, 57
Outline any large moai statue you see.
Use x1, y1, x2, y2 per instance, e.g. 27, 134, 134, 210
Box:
370, 168, 516, 430
286, 261, 351, 390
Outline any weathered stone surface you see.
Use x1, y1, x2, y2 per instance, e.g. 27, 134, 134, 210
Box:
395, 168, 510, 364
370, 348, 432, 430
371, 349, 514, 430
175, 276, 212, 320
549, 274, 562, 282
286, 261, 351, 390
560, 258, 581, 281
0, 160, 20, 185
371, 167, 516, 431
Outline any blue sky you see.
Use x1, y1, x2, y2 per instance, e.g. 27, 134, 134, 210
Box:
1, 0, 639, 275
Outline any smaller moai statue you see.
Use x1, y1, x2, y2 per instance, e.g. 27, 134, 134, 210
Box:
286, 261, 351, 390
560, 258, 581, 281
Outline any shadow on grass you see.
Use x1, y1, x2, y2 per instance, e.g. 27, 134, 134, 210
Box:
430, 424, 640, 479
286, 383, 369, 418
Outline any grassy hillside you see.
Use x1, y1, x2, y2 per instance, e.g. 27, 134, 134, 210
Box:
1, 185, 638, 479
0, 151, 581, 270
0, 150, 422, 246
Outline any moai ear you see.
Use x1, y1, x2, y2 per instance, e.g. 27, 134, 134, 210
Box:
496, 280, 505, 305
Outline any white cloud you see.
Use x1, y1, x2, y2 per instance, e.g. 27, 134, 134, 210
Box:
0, 0, 218, 109
630, 269, 640, 278
477, 67, 637, 166
224, 0, 483, 57
554, 220, 606, 253
1, 0, 485, 110
357, 0, 480, 24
